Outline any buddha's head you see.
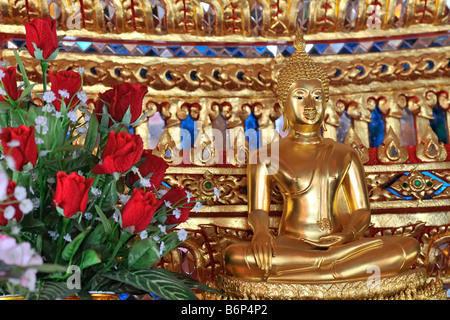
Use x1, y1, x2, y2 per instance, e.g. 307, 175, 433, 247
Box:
275, 29, 330, 132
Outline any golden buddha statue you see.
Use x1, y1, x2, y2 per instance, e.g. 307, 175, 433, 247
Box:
223, 29, 420, 283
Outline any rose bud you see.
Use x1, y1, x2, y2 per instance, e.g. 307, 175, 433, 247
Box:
0, 125, 38, 171
121, 188, 161, 233
0, 181, 24, 226
24, 17, 59, 60
94, 83, 148, 126
49, 70, 82, 111
93, 130, 144, 175
127, 150, 168, 188
53, 171, 95, 219
0, 66, 22, 102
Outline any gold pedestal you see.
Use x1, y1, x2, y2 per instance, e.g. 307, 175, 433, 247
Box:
204, 268, 446, 300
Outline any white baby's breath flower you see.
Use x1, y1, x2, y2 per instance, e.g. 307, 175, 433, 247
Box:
90, 187, 102, 197
35, 137, 44, 145
140, 178, 152, 188
35, 116, 49, 134
185, 190, 193, 202
10, 225, 21, 235
14, 186, 27, 201
112, 210, 120, 222
47, 177, 56, 184
163, 200, 172, 209
0, 69, 5, 80
0, 61, 9, 68
84, 212, 93, 220
139, 230, 148, 240
84, 114, 91, 122
173, 208, 181, 219
158, 241, 165, 257
48, 230, 59, 240
43, 91, 56, 104
213, 187, 220, 199
77, 90, 88, 104
119, 194, 131, 205
158, 225, 167, 234
67, 110, 78, 123
4, 206, 15, 220
193, 201, 203, 213
78, 67, 85, 74
54, 111, 63, 119
76, 127, 87, 134
152, 235, 160, 241
19, 199, 33, 214
42, 104, 54, 113
0, 87, 7, 96
58, 89, 70, 99
63, 233, 72, 243
177, 229, 188, 242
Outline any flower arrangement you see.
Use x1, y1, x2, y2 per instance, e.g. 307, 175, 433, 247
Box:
0, 17, 216, 300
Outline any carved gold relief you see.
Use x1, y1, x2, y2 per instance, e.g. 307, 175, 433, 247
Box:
203, 269, 446, 300
377, 128, 409, 164
416, 125, 448, 162
1, 0, 449, 40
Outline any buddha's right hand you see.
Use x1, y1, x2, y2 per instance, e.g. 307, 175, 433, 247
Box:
251, 230, 277, 273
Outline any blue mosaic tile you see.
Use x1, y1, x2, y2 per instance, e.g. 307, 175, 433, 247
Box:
254, 46, 267, 54
77, 41, 92, 51
314, 43, 328, 54
109, 44, 123, 52
204, 49, 216, 56
116, 47, 130, 55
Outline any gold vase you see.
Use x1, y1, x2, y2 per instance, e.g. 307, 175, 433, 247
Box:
0, 295, 25, 300
65, 291, 119, 300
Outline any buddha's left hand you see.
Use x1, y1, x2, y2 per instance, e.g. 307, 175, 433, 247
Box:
303, 231, 353, 248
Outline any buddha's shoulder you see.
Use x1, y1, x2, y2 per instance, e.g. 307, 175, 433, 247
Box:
325, 138, 361, 162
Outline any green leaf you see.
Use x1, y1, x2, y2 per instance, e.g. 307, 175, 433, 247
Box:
99, 179, 118, 212
127, 238, 160, 270
101, 268, 198, 300
15, 83, 36, 105
84, 112, 99, 152
61, 227, 92, 261
79, 249, 102, 270
121, 106, 132, 125
94, 205, 112, 234
29, 281, 79, 300
170, 272, 224, 296
13, 50, 30, 88
0, 101, 13, 110
30, 263, 67, 273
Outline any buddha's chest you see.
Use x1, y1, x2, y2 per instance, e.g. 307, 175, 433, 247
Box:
275, 149, 344, 197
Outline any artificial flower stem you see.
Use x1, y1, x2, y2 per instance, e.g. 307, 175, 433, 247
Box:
54, 218, 70, 265
105, 230, 131, 270
40, 60, 49, 93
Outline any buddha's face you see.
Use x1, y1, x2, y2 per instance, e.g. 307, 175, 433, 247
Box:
284, 79, 325, 129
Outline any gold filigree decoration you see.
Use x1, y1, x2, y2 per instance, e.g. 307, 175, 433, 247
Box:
344, 128, 369, 164
203, 269, 446, 300
416, 125, 448, 162
377, 127, 409, 164
389, 171, 444, 200
163, 170, 247, 206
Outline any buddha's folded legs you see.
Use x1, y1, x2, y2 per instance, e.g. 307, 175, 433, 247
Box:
223, 236, 420, 282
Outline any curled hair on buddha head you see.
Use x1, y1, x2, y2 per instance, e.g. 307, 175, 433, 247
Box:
275, 28, 330, 110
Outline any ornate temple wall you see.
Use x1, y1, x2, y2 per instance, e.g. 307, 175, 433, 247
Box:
0, 0, 449, 289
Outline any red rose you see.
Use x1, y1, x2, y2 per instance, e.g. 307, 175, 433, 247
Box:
0, 181, 23, 226
93, 131, 144, 174
127, 150, 168, 188
94, 83, 148, 126
160, 186, 195, 225
24, 17, 59, 60
121, 188, 161, 233
49, 70, 82, 111
53, 171, 94, 219
0, 66, 21, 102
0, 125, 38, 171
